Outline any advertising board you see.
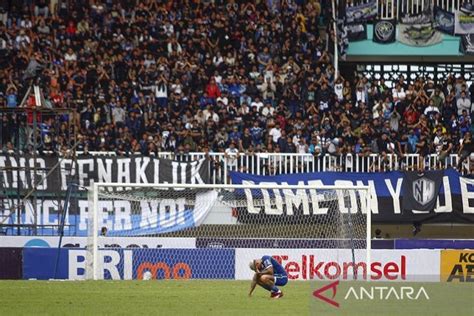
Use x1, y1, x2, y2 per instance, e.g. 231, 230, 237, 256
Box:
440, 250, 474, 282
23, 248, 234, 280
235, 249, 440, 281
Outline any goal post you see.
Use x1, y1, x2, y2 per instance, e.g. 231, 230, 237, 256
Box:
86, 182, 371, 281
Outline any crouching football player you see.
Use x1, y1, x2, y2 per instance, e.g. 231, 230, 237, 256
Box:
248, 255, 288, 299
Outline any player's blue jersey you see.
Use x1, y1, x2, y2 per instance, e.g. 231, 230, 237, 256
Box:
261, 255, 287, 276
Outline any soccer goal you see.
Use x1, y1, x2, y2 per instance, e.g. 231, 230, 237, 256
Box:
85, 182, 371, 281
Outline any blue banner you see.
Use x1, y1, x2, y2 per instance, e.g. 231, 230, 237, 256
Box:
23, 248, 69, 279
230, 169, 474, 223
395, 239, 474, 250
346, 0, 377, 23
23, 248, 235, 280
3, 190, 218, 237
434, 6, 455, 35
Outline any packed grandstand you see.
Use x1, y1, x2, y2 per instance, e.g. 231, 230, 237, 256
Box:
0, 0, 472, 173
0, 2, 474, 314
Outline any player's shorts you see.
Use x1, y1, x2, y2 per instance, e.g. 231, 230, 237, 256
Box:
274, 274, 288, 286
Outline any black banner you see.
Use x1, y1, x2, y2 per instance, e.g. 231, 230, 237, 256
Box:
0, 155, 210, 193
336, 0, 349, 60
347, 23, 367, 41
373, 20, 396, 44
0, 248, 23, 279
230, 169, 474, 224
460, 34, 474, 55
434, 6, 455, 35
402, 171, 444, 213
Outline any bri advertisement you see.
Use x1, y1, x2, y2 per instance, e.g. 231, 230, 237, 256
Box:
23, 248, 235, 280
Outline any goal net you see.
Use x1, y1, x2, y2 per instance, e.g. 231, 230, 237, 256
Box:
85, 183, 370, 281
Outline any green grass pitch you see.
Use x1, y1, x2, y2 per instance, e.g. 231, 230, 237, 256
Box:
0, 280, 472, 315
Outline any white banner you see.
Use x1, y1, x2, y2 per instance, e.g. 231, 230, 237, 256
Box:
455, 10, 474, 34
0, 236, 196, 249
398, 23, 443, 47
235, 249, 440, 282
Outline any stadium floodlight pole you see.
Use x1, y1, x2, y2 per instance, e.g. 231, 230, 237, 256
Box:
332, 0, 339, 76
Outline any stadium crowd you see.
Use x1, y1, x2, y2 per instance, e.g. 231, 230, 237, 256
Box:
0, 0, 473, 170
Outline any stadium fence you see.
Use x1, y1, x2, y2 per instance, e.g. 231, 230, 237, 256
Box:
45, 152, 474, 184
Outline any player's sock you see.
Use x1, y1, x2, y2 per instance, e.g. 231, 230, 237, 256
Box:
261, 283, 273, 291
271, 285, 279, 293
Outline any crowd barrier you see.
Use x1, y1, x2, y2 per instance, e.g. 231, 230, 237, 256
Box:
2, 150, 472, 185
18, 248, 438, 281
0, 237, 472, 282
358, 0, 465, 20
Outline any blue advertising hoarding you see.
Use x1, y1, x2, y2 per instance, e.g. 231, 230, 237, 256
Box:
23, 248, 235, 280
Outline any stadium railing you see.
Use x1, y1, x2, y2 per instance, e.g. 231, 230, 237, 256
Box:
63, 152, 472, 184
3, 150, 470, 184
377, 0, 464, 20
